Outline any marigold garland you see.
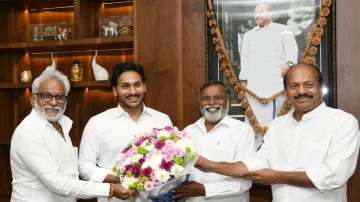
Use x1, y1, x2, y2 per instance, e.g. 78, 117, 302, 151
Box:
206, 0, 332, 135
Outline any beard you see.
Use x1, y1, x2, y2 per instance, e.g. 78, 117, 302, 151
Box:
34, 99, 66, 122
200, 102, 230, 124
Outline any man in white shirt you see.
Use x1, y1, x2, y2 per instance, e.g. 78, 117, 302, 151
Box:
79, 62, 173, 202
172, 81, 256, 202
240, 4, 298, 147
196, 64, 360, 202
10, 70, 134, 202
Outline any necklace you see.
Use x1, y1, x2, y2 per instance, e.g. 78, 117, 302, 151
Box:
55, 123, 66, 141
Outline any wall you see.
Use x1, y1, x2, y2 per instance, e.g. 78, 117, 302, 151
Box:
336, 0, 360, 201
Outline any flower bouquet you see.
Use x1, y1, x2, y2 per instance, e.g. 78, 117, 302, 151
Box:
113, 126, 196, 201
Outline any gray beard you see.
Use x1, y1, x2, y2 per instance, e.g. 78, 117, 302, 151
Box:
200, 102, 229, 123
34, 99, 66, 122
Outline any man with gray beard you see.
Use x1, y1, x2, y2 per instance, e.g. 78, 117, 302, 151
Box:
10, 70, 134, 202
173, 81, 256, 202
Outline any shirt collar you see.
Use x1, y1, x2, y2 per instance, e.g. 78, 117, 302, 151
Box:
195, 115, 231, 133
29, 108, 73, 134
113, 103, 153, 119
291, 102, 327, 122
254, 21, 274, 31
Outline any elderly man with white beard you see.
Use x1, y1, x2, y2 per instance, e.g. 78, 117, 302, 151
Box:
172, 81, 256, 202
10, 70, 135, 202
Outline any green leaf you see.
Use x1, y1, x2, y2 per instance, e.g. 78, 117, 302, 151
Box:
146, 141, 152, 146
140, 177, 149, 183
159, 136, 166, 141
185, 147, 192, 153
112, 166, 117, 173
137, 147, 149, 155
137, 184, 145, 191
127, 143, 133, 148
189, 154, 195, 161
126, 171, 132, 177
132, 162, 139, 166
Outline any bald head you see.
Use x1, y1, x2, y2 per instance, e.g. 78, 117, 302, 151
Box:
283, 63, 323, 89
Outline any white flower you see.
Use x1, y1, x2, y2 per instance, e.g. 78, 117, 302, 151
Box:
122, 176, 138, 189
158, 130, 170, 138
155, 169, 170, 182
170, 164, 184, 176
176, 138, 195, 153
131, 154, 143, 164
141, 154, 163, 170
145, 144, 154, 152
122, 158, 132, 167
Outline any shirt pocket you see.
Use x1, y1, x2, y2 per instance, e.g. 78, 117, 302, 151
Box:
212, 144, 235, 162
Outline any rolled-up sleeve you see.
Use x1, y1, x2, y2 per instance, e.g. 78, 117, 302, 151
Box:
306, 116, 360, 192
13, 129, 110, 198
79, 118, 109, 183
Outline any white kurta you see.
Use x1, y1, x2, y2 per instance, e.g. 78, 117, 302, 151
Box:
184, 115, 256, 202
240, 22, 298, 147
78, 104, 173, 202
244, 103, 360, 202
240, 21, 298, 97
10, 109, 109, 202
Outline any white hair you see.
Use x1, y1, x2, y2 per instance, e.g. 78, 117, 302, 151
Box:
32, 70, 70, 95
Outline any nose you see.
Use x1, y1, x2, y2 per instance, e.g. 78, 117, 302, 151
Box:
297, 85, 306, 94
49, 96, 57, 106
129, 86, 136, 94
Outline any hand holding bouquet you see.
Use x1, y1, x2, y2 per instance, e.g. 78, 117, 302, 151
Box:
113, 126, 196, 201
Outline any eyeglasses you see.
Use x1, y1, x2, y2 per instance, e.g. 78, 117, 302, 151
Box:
33, 93, 67, 104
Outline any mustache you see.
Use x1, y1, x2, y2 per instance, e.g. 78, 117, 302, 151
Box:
125, 94, 140, 99
203, 104, 222, 110
294, 93, 313, 99
43, 105, 61, 111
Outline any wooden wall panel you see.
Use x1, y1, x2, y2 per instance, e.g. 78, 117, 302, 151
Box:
134, 0, 182, 127
336, 0, 360, 202
181, 0, 206, 128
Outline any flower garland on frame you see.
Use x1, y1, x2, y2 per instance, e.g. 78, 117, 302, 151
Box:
206, 0, 333, 136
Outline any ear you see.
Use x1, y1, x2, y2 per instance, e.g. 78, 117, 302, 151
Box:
144, 83, 147, 94
30, 94, 35, 107
284, 88, 289, 99
112, 87, 118, 97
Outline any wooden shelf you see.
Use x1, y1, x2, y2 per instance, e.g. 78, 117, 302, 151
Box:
0, 81, 111, 89
0, 36, 133, 53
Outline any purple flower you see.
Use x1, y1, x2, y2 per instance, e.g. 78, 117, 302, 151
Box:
142, 167, 153, 178
154, 140, 165, 150
130, 165, 141, 175
134, 137, 151, 147
160, 159, 174, 171
138, 158, 145, 165
121, 147, 130, 154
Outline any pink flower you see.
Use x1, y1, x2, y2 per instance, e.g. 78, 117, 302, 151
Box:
164, 126, 174, 131
173, 148, 184, 157
177, 131, 188, 139
144, 181, 155, 191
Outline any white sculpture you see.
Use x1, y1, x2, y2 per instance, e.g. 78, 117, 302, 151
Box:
45, 53, 56, 71
20, 70, 32, 82
92, 51, 109, 80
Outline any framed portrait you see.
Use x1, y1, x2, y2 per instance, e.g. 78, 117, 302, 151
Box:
205, 0, 336, 133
